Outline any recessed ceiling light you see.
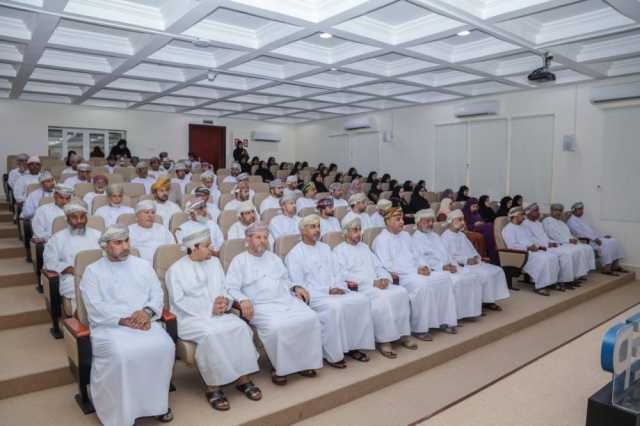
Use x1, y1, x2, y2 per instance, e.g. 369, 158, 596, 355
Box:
319, 32, 333, 39
457, 30, 471, 36
330, 67, 338, 71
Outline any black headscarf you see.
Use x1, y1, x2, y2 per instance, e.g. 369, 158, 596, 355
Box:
456, 185, 470, 202
496, 196, 512, 217
478, 195, 496, 223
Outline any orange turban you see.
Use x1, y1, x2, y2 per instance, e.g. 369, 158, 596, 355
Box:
151, 176, 171, 192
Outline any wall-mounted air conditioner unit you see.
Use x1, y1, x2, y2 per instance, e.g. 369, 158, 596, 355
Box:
251, 131, 281, 143
590, 82, 640, 104
344, 116, 377, 131
454, 100, 499, 118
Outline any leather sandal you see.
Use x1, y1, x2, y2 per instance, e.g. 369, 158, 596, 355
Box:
400, 336, 418, 350
298, 369, 317, 378
326, 359, 347, 369
156, 408, 173, 423
236, 381, 262, 401
378, 343, 397, 359
348, 350, 370, 362
271, 370, 288, 386
206, 389, 230, 411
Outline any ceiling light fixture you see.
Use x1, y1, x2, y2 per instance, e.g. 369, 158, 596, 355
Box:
319, 32, 333, 39
457, 30, 471, 36
330, 67, 338, 71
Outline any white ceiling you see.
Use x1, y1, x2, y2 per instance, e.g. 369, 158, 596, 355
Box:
1, 0, 640, 124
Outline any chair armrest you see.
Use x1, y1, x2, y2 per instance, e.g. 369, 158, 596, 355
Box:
43, 269, 59, 279
498, 249, 528, 269
160, 309, 178, 343
63, 318, 90, 339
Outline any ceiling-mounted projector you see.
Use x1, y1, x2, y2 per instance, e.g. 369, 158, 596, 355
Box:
528, 52, 556, 83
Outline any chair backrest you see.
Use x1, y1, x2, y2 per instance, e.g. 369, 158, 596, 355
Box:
365, 205, 376, 215
169, 183, 182, 205
219, 193, 235, 209
153, 244, 184, 307
117, 213, 163, 226
122, 182, 145, 198
380, 191, 392, 200
248, 175, 263, 183
322, 231, 344, 249
107, 174, 124, 184
314, 192, 330, 200
52, 214, 106, 234
402, 192, 411, 203
451, 201, 465, 211
270, 165, 279, 175
219, 210, 238, 238
216, 168, 230, 177
219, 239, 246, 272
250, 182, 268, 193
344, 176, 352, 183
169, 212, 189, 236
185, 182, 200, 195
434, 222, 447, 235
276, 170, 289, 179
362, 226, 384, 247
275, 234, 301, 259
261, 208, 282, 225
39, 196, 54, 206
74, 248, 140, 325
425, 192, 439, 203
254, 192, 269, 208
74, 182, 94, 199
27, 183, 40, 195
114, 166, 135, 181
91, 195, 133, 214
335, 206, 349, 221
220, 182, 235, 194
494, 216, 509, 250
431, 202, 440, 215
298, 207, 316, 217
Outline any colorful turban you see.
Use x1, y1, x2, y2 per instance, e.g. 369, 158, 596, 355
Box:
135, 161, 148, 170
99, 224, 129, 247
299, 213, 320, 230
286, 175, 298, 183
245, 222, 268, 237
151, 176, 171, 192
54, 184, 74, 197
550, 203, 564, 211
185, 198, 206, 214
181, 228, 210, 249
523, 202, 539, 214
174, 163, 187, 172
329, 182, 342, 192
302, 182, 316, 194
76, 163, 92, 172
92, 174, 107, 183
38, 171, 54, 183
63, 202, 87, 216
316, 197, 333, 210
508, 206, 524, 218
384, 207, 403, 222
571, 202, 584, 212
237, 173, 249, 181
200, 171, 215, 182
194, 186, 210, 196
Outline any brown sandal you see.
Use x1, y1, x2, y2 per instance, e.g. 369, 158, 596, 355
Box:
236, 382, 262, 401
326, 359, 347, 368
299, 369, 317, 378
271, 370, 287, 386
156, 408, 173, 422
348, 350, 370, 362
206, 389, 230, 411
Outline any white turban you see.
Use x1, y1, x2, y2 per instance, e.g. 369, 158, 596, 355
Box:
269, 179, 283, 188
237, 173, 249, 181
201, 171, 215, 182
174, 163, 187, 171
341, 215, 361, 231
99, 225, 129, 247
135, 161, 148, 170
63, 202, 87, 216
185, 198, 206, 214
245, 223, 268, 237
299, 214, 320, 230
348, 192, 367, 205
415, 209, 435, 222
38, 171, 54, 183
76, 163, 92, 172
54, 184, 74, 197
571, 202, 584, 211
27, 156, 41, 164
340, 211, 361, 229
446, 209, 464, 224
236, 201, 256, 218
135, 199, 156, 213
508, 206, 524, 218
231, 162, 241, 170
286, 175, 297, 183
279, 194, 296, 206
376, 199, 392, 211
181, 228, 210, 249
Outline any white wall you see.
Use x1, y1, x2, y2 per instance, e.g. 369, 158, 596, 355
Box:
0, 99, 297, 173
294, 75, 640, 268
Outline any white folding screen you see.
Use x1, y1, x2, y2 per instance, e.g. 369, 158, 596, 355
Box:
349, 132, 380, 175
510, 115, 554, 203
435, 123, 467, 190
600, 106, 640, 222
468, 119, 508, 199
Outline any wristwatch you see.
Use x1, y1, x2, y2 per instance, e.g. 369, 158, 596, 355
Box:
143, 307, 155, 318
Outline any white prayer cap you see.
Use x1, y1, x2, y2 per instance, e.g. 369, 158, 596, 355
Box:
16, 153, 29, 161
446, 209, 464, 224
200, 171, 215, 182
348, 192, 367, 205
237, 172, 249, 181
182, 228, 210, 249
76, 163, 92, 172
286, 175, 297, 183
63, 202, 87, 216
135, 199, 156, 213
135, 161, 148, 170
508, 206, 524, 218
415, 209, 435, 222
99, 224, 129, 247
27, 156, 41, 164
279, 194, 296, 206
571, 202, 584, 211
523, 202, 539, 214
185, 198, 206, 214
269, 178, 283, 188
184, 160, 192, 167
245, 222, 268, 237
54, 184, 74, 198
550, 203, 564, 211
106, 183, 124, 195
38, 171, 54, 183
341, 214, 361, 231
174, 163, 187, 171
376, 199, 392, 211
231, 162, 241, 170
299, 213, 320, 230
235, 200, 256, 218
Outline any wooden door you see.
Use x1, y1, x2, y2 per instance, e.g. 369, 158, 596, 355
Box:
188, 124, 226, 170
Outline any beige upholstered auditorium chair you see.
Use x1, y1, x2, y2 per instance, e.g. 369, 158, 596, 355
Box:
248, 175, 263, 183
185, 182, 201, 195
113, 166, 135, 181
250, 182, 268, 193
270, 165, 279, 176
366, 205, 376, 215
381, 183, 389, 191
91, 166, 107, 175
73, 183, 94, 199
335, 206, 348, 221
169, 183, 182, 205
122, 183, 145, 203
380, 191, 392, 200
218, 193, 234, 210
216, 168, 230, 177
42, 216, 105, 339
169, 212, 189, 237
116, 213, 163, 226
219, 239, 246, 272
298, 207, 316, 217
489, 200, 499, 212
220, 182, 235, 194
322, 231, 344, 249
494, 216, 528, 290
451, 201, 465, 211
276, 170, 289, 180
253, 192, 269, 208
260, 208, 281, 225
314, 192, 330, 200
63, 248, 156, 415
425, 192, 439, 203
107, 174, 125, 184
401, 192, 411, 204
275, 234, 301, 259
344, 176, 352, 183
91, 195, 134, 214
431, 202, 440, 215
362, 227, 384, 247
219, 210, 238, 239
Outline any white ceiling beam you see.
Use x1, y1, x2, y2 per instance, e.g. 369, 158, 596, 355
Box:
605, 0, 640, 22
